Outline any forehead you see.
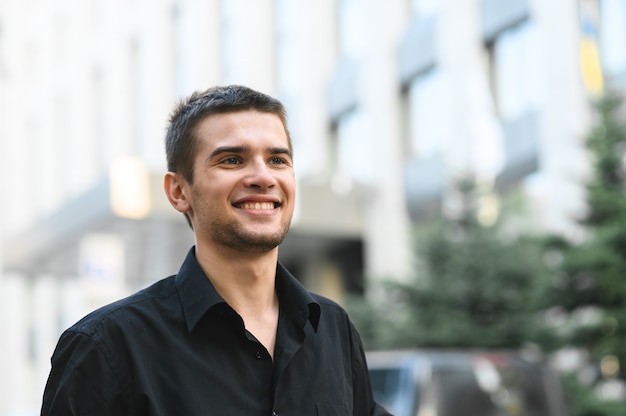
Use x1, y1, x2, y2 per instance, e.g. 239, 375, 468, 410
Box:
194, 110, 289, 150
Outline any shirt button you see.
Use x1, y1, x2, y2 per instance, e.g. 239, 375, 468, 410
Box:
256, 351, 262, 359
272, 412, 278, 416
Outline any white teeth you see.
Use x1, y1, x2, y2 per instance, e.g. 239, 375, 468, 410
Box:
241, 202, 274, 210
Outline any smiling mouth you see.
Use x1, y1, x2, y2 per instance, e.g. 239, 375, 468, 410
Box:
237, 202, 279, 210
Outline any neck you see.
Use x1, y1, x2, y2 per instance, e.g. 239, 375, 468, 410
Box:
194, 244, 280, 358
194, 244, 278, 311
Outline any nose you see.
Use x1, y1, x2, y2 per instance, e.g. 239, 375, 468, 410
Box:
243, 158, 276, 189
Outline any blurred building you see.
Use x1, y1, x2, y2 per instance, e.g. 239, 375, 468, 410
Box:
0, 0, 624, 413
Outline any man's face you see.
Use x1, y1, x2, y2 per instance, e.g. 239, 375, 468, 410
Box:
186, 110, 295, 253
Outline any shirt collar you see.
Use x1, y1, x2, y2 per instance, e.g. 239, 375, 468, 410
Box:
175, 247, 320, 333
275, 261, 321, 332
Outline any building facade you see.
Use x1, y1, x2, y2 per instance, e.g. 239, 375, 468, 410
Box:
0, 0, 623, 413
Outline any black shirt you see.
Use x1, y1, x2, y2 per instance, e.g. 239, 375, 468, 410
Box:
41, 248, 391, 415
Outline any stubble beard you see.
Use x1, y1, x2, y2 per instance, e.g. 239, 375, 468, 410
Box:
207, 217, 292, 253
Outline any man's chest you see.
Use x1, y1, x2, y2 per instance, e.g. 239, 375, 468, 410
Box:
121, 320, 354, 415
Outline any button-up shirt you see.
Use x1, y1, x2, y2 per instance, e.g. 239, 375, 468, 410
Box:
42, 248, 391, 415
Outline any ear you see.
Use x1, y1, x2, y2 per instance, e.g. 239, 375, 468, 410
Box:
164, 172, 191, 214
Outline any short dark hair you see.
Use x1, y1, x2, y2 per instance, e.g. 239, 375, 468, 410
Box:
165, 85, 292, 184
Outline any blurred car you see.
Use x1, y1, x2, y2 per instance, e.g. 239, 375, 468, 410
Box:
367, 349, 570, 416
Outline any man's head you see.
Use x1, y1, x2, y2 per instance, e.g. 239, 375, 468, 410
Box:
163, 85, 295, 253
165, 85, 292, 185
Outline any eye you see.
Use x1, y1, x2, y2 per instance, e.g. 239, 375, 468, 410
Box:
269, 157, 286, 165
222, 156, 241, 165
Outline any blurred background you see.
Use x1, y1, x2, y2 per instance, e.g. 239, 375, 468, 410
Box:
1, 0, 626, 414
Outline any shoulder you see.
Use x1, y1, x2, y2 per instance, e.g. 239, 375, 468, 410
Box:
310, 292, 346, 314
309, 292, 355, 330
67, 276, 178, 338
308, 292, 369, 366
48, 277, 180, 392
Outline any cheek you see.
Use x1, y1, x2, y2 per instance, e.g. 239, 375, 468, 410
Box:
190, 182, 220, 209
281, 173, 296, 193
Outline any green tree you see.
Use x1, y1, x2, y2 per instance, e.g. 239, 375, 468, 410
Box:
351, 179, 548, 351
541, 91, 626, 414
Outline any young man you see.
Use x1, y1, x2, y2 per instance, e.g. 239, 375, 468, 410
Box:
41, 85, 391, 415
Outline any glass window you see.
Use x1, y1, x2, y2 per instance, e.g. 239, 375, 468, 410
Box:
599, 0, 626, 75
370, 367, 417, 416
221, 0, 244, 84
436, 364, 552, 416
338, 0, 365, 58
334, 109, 374, 188
411, 0, 440, 17
276, 0, 301, 94
275, 0, 311, 175
172, 5, 189, 97
407, 68, 450, 159
491, 20, 542, 120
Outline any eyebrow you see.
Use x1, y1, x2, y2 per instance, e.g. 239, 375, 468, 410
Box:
208, 146, 247, 160
268, 147, 292, 157
208, 145, 292, 160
